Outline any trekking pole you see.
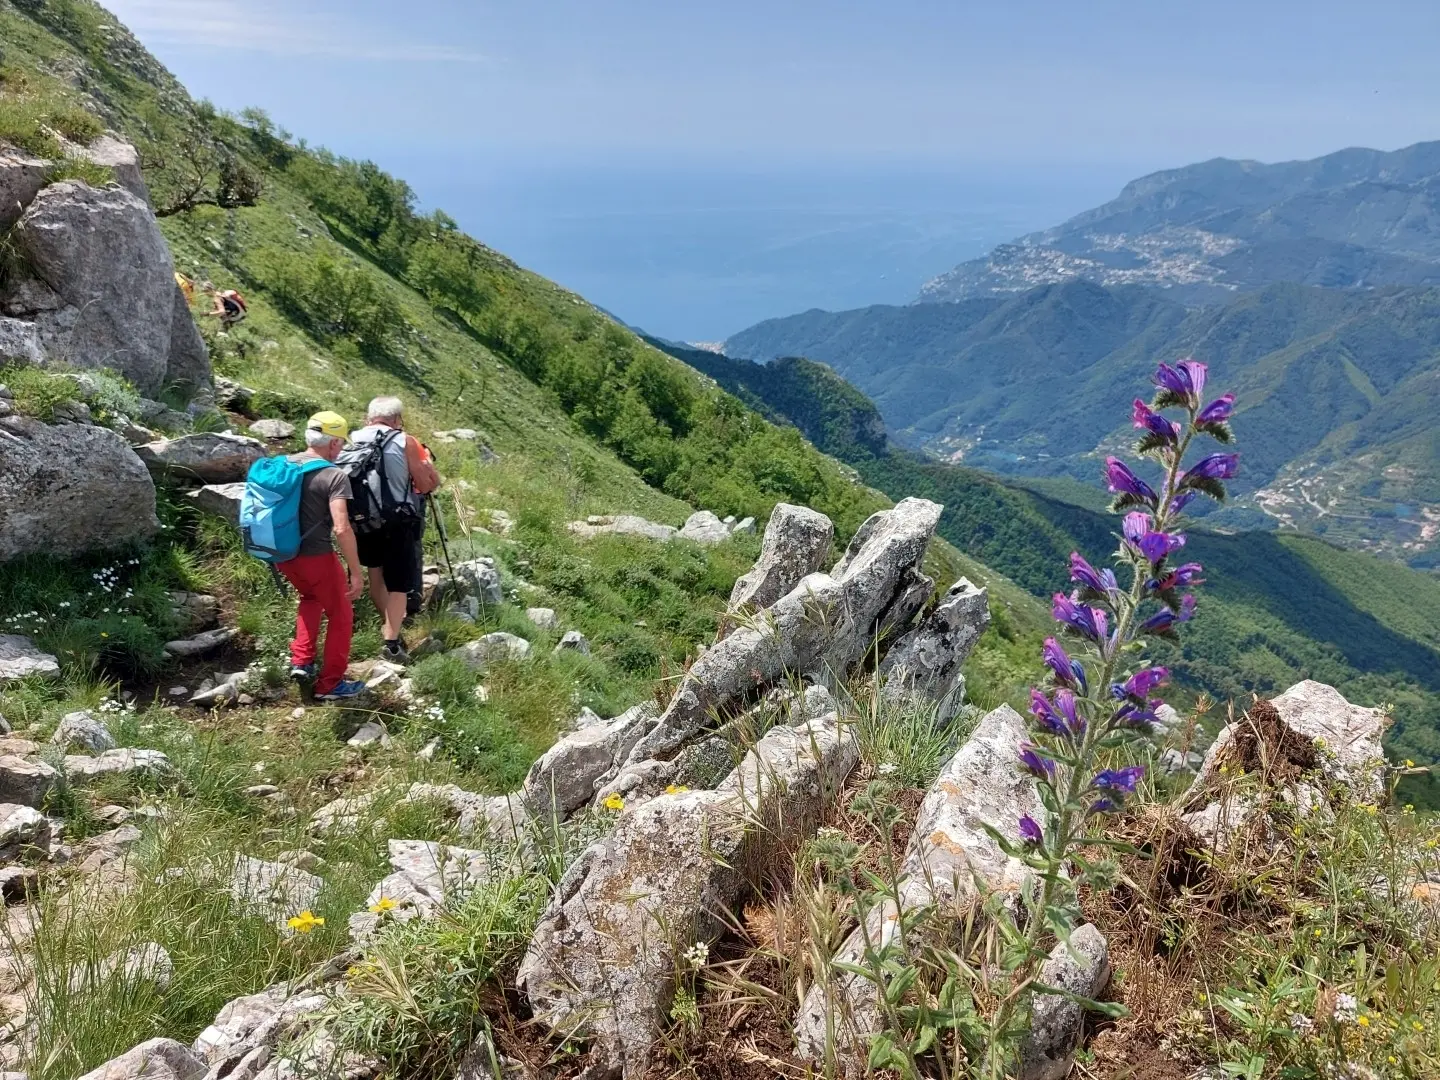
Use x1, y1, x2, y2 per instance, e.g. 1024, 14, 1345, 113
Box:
430, 496, 457, 584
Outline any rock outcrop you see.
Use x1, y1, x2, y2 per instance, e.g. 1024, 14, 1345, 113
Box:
726, 502, 834, 615
519, 709, 858, 1078
878, 577, 990, 720
136, 433, 265, 485
7, 178, 209, 397
794, 703, 1043, 1064
76, 1038, 206, 1080
0, 635, 60, 684
520, 704, 658, 817
0, 416, 159, 560
1019, 924, 1112, 1080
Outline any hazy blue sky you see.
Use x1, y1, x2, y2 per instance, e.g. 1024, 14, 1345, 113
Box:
105, 0, 1440, 337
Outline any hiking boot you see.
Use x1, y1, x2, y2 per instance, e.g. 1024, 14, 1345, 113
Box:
381, 641, 411, 665
290, 662, 317, 683
316, 679, 367, 702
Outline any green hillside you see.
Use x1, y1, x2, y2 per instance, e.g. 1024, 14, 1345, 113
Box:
653, 341, 1440, 804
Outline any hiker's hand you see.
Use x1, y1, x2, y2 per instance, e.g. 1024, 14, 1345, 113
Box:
346, 569, 365, 600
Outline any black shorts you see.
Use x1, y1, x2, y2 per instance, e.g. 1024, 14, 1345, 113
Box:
356, 519, 422, 594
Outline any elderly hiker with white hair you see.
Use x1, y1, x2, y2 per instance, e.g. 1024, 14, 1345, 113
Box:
342, 395, 440, 662
271, 411, 366, 701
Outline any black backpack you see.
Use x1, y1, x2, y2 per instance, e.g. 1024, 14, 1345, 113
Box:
337, 430, 417, 534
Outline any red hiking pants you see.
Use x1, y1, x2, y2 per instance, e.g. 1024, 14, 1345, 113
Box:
277, 552, 353, 694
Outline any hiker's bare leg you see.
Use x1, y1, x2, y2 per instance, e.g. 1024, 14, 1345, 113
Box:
367, 567, 387, 617
382, 590, 407, 641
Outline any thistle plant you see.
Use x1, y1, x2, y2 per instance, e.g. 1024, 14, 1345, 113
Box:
986, 358, 1238, 1076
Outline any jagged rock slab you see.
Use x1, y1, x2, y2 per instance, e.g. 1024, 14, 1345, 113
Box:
879, 577, 989, 720
521, 704, 658, 816
519, 710, 858, 1077
0, 634, 60, 684
1020, 924, 1112, 1080
247, 419, 295, 441
795, 704, 1042, 1064
192, 985, 329, 1064
348, 839, 493, 940
0, 416, 159, 561
0, 802, 50, 860
14, 181, 204, 397
449, 632, 531, 670
310, 782, 529, 845
626, 498, 943, 765
448, 559, 504, 606
136, 433, 264, 485
164, 628, 238, 658
77, 1038, 205, 1080
72, 134, 151, 204
727, 502, 834, 616
190, 672, 246, 707
677, 510, 731, 544
52, 709, 117, 753
229, 856, 323, 927
567, 514, 677, 541
0, 148, 47, 230
65, 748, 173, 783
169, 591, 221, 633
0, 315, 44, 365
0, 755, 56, 807
553, 630, 589, 655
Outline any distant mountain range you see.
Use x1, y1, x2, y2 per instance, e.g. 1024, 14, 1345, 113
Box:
919, 141, 1440, 304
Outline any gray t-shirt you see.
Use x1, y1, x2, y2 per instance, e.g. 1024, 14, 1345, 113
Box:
287, 453, 352, 557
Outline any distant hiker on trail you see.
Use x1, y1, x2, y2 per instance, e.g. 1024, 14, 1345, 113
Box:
174, 271, 195, 303
343, 396, 440, 663
274, 411, 367, 702
202, 283, 247, 327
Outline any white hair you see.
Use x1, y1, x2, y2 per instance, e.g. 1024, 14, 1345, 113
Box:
305, 429, 342, 450
366, 396, 404, 424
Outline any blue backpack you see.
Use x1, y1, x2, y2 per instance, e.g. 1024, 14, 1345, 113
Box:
239, 456, 336, 563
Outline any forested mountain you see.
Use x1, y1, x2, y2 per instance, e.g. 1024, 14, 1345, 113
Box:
920, 141, 1440, 304
727, 279, 1440, 565
653, 338, 1440, 803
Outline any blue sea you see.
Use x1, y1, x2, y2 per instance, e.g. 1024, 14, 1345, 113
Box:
398, 155, 1130, 341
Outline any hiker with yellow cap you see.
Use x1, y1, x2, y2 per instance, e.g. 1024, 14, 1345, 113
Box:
274, 410, 367, 701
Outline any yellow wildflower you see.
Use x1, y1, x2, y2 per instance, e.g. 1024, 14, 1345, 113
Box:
664, 784, 690, 795
369, 895, 397, 914
603, 792, 625, 811
1357, 1015, 1370, 1028
1413, 1020, 1425, 1032
1406, 759, 1415, 768
100, 632, 109, 638
287, 910, 325, 933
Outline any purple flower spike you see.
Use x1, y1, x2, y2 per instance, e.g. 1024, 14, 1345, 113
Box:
1019, 743, 1057, 783
1122, 512, 1151, 547
1169, 490, 1197, 516
1105, 457, 1158, 503
1123, 512, 1186, 564
1052, 593, 1107, 642
1132, 399, 1180, 442
1155, 358, 1208, 402
1139, 594, 1196, 635
1069, 553, 1118, 600
1054, 688, 1085, 737
1090, 797, 1119, 815
1183, 454, 1240, 482
1042, 636, 1087, 692
1151, 562, 1205, 592
1114, 699, 1160, 728
1019, 814, 1043, 845
1092, 765, 1146, 795
1029, 688, 1070, 736
1120, 666, 1169, 699
1197, 393, 1235, 425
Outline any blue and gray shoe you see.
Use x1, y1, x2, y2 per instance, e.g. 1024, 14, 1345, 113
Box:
289, 662, 317, 684
316, 679, 367, 702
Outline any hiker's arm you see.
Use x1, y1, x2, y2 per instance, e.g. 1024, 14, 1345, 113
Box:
406, 437, 440, 495
330, 497, 364, 600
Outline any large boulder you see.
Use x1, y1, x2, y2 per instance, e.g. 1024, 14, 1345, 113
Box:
348, 838, 495, 941
76, 1038, 205, 1080
0, 634, 60, 683
794, 704, 1043, 1064
1020, 925, 1112, 1080
727, 502, 834, 615
519, 710, 858, 1077
0, 755, 56, 807
187, 483, 244, 523
135, 433, 265, 485
0, 315, 45, 365
0, 416, 159, 560
879, 577, 990, 721
449, 632, 531, 671
0, 147, 47, 230
625, 498, 943, 765
677, 510, 731, 544
11, 180, 208, 397
520, 704, 658, 817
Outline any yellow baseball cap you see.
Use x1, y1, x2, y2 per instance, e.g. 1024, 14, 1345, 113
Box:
306, 411, 349, 440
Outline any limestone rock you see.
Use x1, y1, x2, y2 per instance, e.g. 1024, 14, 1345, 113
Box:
0, 756, 56, 807
727, 503, 834, 615
15, 182, 200, 397
449, 632, 531, 671
192, 984, 329, 1064
567, 514, 677, 541
553, 630, 590, 656
165, 284, 209, 398
626, 498, 943, 765
526, 607, 559, 630
677, 510, 731, 544
247, 419, 295, 441
448, 559, 503, 606
187, 483, 244, 523
65, 748, 173, 783
169, 592, 221, 633
136, 433, 264, 485
163, 628, 238, 659
0, 864, 38, 903
0, 635, 60, 684
73, 134, 150, 204
346, 720, 390, 748
70, 942, 174, 993
76, 1038, 205, 1080
1019, 924, 1112, 1080
212, 376, 257, 414
51, 709, 117, 753
0, 803, 50, 860
879, 577, 990, 721
794, 704, 1043, 1063
732, 516, 756, 535
0, 416, 159, 561
190, 672, 246, 707
348, 839, 493, 940
0, 147, 47, 230
229, 856, 323, 928
0, 316, 44, 366
521, 704, 657, 816
519, 710, 858, 1076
